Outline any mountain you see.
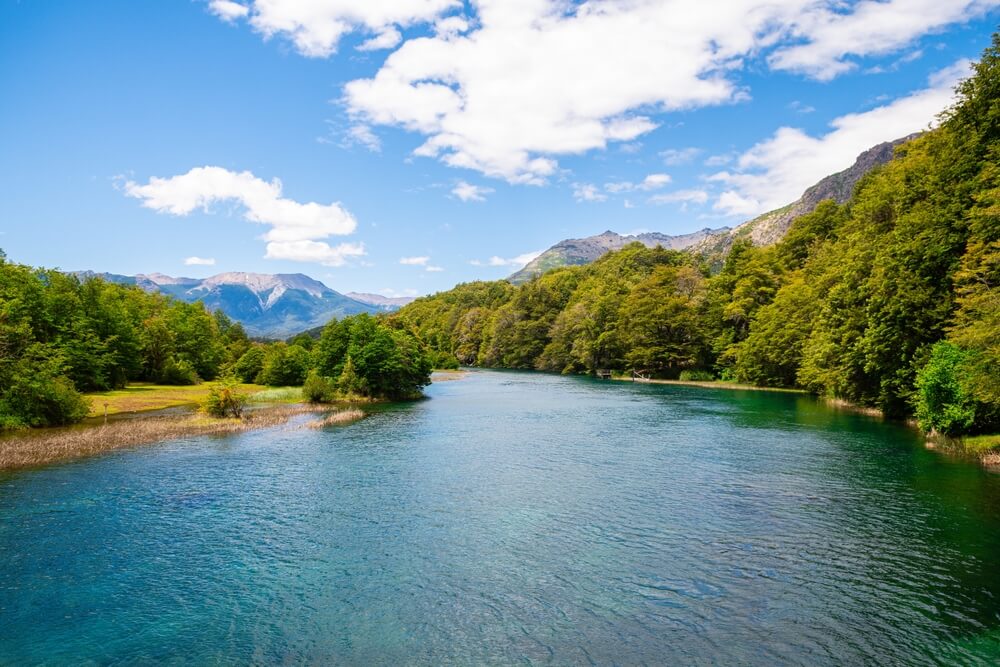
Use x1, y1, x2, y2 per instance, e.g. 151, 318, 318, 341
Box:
508, 227, 730, 284
686, 133, 920, 259
345, 292, 417, 310
509, 134, 917, 282
72, 270, 379, 338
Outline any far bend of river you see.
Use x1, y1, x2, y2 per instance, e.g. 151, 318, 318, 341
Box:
3, 370, 1000, 665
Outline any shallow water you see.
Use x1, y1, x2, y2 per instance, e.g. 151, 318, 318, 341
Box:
2, 370, 1000, 664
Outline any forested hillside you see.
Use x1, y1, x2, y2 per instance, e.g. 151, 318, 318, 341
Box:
395, 35, 1000, 436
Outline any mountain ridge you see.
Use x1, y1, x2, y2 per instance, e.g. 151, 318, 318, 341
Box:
71, 270, 382, 339
508, 134, 918, 282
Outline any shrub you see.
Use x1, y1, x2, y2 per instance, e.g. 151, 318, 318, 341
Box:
232, 346, 265, 384
429, 350, 460, 370
914, 342, 978, 435
679, 369, 715, 382
0, 373, 91, 428
203, 378, 247, 418
303, 369, 337, 404
159, 357, 199, 385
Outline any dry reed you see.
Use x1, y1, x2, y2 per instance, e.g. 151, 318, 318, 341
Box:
306, 409, 365, 429
0, 405, 326, 471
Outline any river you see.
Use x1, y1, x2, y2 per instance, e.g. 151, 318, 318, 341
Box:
2, 370, 1000, 664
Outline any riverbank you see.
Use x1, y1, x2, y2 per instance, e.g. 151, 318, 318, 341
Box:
611, 375, 807, 393
611, 374, 1000, 469
0, 404, 364, 471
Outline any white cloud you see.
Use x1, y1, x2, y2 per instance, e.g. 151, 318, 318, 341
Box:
339, 0, 991, 183
209, 0, 249, 22
648, 189, 710, 206
573, 183, 607, 202
357, 27, 402, 51
184, 256, 216, 266
712, 60, 971, 217
265, 240, 366, 266
425, 265, 445, 272
659, 147, 701, 165
225, 0, 460, 58
400, 255, 430, 265
471, 250, 543, 268
217, 1, 992, 183
451, 181, 494, 202
378, 287, 419, 298
346, 124, 381, 151
124, 166, 361, 267
605, 173, 671, 193
769, 0, 992, 80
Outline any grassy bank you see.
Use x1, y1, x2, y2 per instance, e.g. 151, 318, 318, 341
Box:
0, 404, 367, 471
84, 382, 286, 417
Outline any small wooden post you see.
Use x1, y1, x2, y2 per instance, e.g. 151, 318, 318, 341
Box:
103, 402, 110, 425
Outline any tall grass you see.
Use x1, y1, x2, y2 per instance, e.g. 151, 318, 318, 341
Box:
0, 405, 323, 471
306, 409, 365, 429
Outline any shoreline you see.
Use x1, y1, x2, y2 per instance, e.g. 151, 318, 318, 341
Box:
610, 376, 807, 394
611, 374, 1000, 469
0, 403, 363, 472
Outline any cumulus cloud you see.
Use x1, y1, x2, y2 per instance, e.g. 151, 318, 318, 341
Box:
605, 173, 671, 193
712, 60, 971, 217
338, 0, 992, 183
647, 189, 709, 206
400, 256, 430, 265
357, 27, 402, 52
214, 1, 992, 183
425, 265, 445, 272
451, 181, 494, 202
124, 166, 363, 266
208, 0, 249, 22
572, 183, 607, 202
184, 256, 216, 266
470, 250, 544, 268
221, 0, 460, 57
768, 0, 993, 80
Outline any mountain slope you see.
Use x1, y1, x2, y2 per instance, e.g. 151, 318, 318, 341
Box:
687, 133, 919, 258
508, 227, 730, 284
72, 271, 379, 338
509, 134, 917, 283
346, 292, 417, 310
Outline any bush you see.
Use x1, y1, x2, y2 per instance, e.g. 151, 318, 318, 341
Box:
232, 346, 265, 384
679, 369, 715, 381
914, 342, 978, 435
159, 357, 199, 385
0, 373, 91, 428
203, 378, 247, 418
429, 350, 460, 370
303, 369, 337, 404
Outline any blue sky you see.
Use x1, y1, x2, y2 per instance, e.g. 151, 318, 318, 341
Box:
1, 1, 997, 297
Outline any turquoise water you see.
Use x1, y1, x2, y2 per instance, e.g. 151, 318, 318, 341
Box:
3, 370, 1000, 664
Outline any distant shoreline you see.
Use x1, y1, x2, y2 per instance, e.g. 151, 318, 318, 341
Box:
610, 376, 808, 394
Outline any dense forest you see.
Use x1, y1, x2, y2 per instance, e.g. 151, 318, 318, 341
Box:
0, 253, 431, 430
394, 35, 1000, 437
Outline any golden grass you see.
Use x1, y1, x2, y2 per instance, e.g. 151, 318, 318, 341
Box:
84, 382, 274, 416
431, 370, 468, 382
0, 405, 325, 471
306, 409, 365, 429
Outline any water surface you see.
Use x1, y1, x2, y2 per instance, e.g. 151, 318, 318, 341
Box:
3, 371, 1000, 664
